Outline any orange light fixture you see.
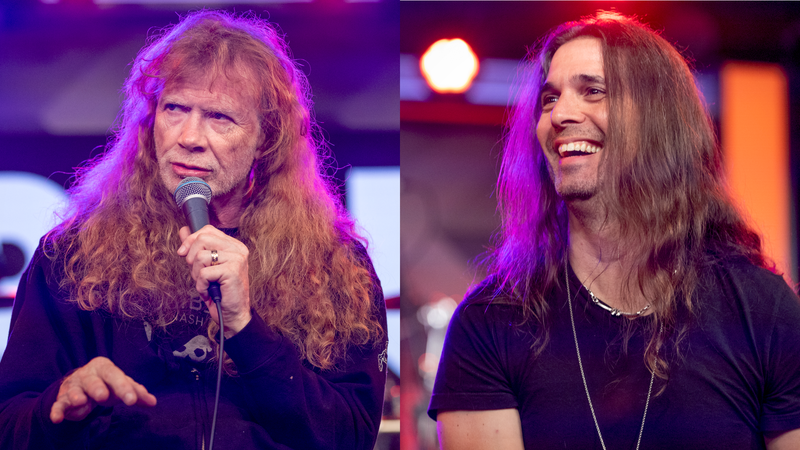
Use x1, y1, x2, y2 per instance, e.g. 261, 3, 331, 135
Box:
721, 61, 793, 280
420, 38, 479, 94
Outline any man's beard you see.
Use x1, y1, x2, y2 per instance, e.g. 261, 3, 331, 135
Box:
548, 164, 599, 201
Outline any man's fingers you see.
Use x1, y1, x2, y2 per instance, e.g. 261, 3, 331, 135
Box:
93, 357, 147, 404
179, 226, 191, 241
51, 387, 96, 424
81, 374, 111, 403
96, 364, 156, 407
50, 357, 157, 424
64, 382, 89, 404
50, 401, 66, 424
62, 380, 93, 412
97, 371, 139, 407
63, 402, 95, 422
178, 226, 193, 256
133, 382, 157, 406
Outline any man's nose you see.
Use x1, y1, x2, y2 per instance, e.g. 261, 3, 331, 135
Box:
178, 113, 205, 151
550, 93, 584, 128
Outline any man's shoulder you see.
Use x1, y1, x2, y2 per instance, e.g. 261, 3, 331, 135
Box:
703, 256, 794, 294
462, 276, 521, 307
448, 276, 529, 330
26, 233, 59, 279
696, 256, 800, 320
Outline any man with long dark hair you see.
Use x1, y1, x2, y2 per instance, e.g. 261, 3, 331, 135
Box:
0, 11, 387, 449
429, 12, 800, 449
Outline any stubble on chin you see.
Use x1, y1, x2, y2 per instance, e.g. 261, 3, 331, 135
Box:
551, 167, 599, 201
553, 179, 597, 201
545, 149, 600, 202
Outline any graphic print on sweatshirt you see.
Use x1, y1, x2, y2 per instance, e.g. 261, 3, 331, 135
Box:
174, 335, 213, 362
172, 293, 213, 363
143, 292, 214, 364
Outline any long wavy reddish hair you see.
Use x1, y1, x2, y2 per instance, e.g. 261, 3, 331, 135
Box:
490, 11, 770, 385
46, 10, 383, 370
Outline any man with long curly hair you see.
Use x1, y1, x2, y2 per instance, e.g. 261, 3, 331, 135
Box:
429, 12, 800, 449
0, 11, 387, 449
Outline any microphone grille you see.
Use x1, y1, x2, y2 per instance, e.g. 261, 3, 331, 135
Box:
173, 177, 212, 208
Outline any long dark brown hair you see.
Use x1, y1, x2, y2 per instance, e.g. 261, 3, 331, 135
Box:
490, 11, 770, 383
46, 10, 383, 371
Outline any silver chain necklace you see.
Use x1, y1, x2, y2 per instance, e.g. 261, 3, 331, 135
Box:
566, 260, 659, 450
588, 289, 651, 317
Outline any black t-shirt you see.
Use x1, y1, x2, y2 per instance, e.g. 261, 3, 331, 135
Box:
429, 259, 800, 449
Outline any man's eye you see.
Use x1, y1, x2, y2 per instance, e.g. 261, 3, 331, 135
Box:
587, 88, 605, 96
210, 112, 231, 122
164, 103, 182, 112
541, 95, 558, 106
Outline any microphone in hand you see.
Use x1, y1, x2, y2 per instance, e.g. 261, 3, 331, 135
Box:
173, 177, 221, 303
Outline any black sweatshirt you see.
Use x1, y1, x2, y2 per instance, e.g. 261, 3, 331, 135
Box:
0, 240, 388, 449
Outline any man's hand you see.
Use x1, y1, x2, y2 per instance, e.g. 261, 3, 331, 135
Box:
50, 356, 157, 424
178, 225, 252, 337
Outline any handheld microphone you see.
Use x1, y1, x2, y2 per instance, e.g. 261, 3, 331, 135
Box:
173, 177, 221, 303
173, 176, 224, 450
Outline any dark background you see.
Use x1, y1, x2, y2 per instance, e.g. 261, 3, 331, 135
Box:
0, 0, 400, 187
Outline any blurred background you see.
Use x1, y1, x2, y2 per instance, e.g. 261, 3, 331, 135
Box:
4, 1, 800, 449
400, 2, 800, 449
0, 0, 399, 448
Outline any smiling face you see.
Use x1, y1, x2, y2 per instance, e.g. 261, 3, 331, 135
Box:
536, 37, 608, 201
154, 73, 262, 205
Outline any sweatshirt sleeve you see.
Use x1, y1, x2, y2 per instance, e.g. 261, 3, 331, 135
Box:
0, 246, 98, 449
222, 266, 389, 450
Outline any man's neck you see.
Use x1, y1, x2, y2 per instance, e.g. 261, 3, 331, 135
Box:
209, 188, 248, 229
566, 197, 647, 314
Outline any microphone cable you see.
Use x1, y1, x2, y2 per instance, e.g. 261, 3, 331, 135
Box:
208, 293, 223, 450
172, 178, 224, 449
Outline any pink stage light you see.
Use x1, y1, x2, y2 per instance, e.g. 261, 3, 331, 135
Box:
420, 38, 479, 94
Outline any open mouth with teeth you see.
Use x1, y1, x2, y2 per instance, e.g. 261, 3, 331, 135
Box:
558, 141, 602, 157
